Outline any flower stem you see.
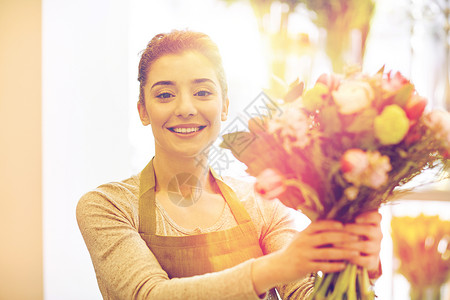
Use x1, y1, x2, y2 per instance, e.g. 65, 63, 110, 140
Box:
410, 285, 441, 300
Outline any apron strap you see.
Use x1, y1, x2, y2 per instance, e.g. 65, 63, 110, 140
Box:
138, 159, 157, 234
210, 167, 253, 225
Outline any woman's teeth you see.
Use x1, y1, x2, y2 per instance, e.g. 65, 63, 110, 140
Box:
171, 126, 204, 134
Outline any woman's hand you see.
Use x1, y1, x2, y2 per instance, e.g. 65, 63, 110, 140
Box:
278, 220, 362, 278
343, 211, 383, 277
251, 220, 361, 294
251, 211, 383, 295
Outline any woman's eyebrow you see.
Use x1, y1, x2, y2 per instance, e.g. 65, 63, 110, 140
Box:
151, 80, 174, 89
192, 78, 216, 86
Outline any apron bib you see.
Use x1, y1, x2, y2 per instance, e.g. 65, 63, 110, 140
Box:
138, 159, 280, 299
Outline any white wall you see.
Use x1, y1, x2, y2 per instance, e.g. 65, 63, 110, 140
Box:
43, 1, 131, 299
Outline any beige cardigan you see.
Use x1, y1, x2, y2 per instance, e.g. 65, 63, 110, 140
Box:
76, 173, 314, 299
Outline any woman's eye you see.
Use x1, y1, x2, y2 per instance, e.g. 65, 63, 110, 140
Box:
195, 90, 212, 97
156, 92, 174, 99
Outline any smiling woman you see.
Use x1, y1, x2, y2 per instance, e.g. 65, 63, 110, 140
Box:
137, 50, 228, 161
76, 30, 383, 300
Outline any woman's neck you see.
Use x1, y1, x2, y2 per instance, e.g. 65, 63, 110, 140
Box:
152, 151, 214, 194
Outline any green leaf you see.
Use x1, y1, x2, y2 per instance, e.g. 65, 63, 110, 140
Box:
341, 135, 353, 150
357, 131, 377, 150
393, 83, 414, 107
346, 108, 377, 133
320, 105, 342, 135
284, 80, 304, 103
219, 131, 253, 152
376, 65, 385, 75
302, 83, 328, 111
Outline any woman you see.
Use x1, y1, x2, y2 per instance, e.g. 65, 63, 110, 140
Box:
77, 30, 382, 299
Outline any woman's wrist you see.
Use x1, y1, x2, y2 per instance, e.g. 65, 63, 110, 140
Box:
251, 252, 282, 296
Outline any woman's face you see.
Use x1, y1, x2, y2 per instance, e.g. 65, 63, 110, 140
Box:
138, 51, 229, 159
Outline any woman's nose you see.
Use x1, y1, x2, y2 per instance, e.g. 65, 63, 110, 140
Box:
174, 93, 197, 118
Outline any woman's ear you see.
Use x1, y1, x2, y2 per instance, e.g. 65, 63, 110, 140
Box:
221, 97, 229, 121
137, 101, 151, 126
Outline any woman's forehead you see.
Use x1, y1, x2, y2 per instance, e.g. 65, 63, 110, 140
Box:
147, 51, 218, 84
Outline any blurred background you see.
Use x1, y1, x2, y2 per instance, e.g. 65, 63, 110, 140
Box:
0, 0, 449, 299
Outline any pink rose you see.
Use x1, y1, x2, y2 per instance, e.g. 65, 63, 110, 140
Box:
340, 148, 369, 175
267, 106, 311, 152
332, 80, 375, 115
254, 168, 286, 200
365, 151, 392, 189
425, 110, 450, 150
316, 73, 342, 91
382, 71, 409, 94
405, 94, 427, 120
341, 149, 391, 189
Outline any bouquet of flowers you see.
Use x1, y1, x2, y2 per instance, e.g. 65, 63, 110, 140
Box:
391, 214, 450, 300
220, 67, 450, 299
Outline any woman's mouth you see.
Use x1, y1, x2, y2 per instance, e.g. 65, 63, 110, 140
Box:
168, 126, 206, 134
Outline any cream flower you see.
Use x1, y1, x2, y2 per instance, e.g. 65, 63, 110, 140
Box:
332, 80, 375, 115
267, 107, 311, 152
341, 149, 391, 189
364, 151, 392, 189
425, 110, 450, 147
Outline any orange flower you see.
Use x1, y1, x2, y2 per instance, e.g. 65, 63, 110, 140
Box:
382, 71, 410, 94
405, 94, 427, 120
316, 73, 342, 91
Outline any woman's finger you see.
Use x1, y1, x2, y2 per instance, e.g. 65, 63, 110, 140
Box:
304, 220, 344, 234
349, 253, 380, 271
338, 240, 381, 256
310, 247, 359, 261
344, 223, 383, 242
355, 211, 382, 225
307, 231, 360, 248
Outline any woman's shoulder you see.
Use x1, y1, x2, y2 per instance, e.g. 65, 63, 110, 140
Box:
76, 174, 141, 225
81, 174, 140, 201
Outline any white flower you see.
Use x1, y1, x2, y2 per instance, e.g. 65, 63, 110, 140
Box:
332, 80, 375, 115
364, 151, 392, 189
344, 186, 359, 200
425, 110, 450, 147
341, 150, 392, 189
267, 107, 311, 152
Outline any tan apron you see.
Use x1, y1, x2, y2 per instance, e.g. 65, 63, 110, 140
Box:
138, 159, 280, 298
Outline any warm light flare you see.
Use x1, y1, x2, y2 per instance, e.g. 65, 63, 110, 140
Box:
391, 214, 450, 293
